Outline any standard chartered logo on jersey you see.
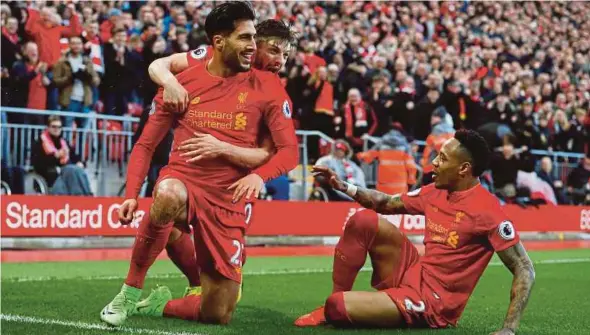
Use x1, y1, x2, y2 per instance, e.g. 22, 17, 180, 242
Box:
4, 201, 144, 230
186, 109, 236, 130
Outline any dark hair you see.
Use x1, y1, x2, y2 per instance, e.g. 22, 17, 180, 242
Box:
204, 1, 255, 42
111, 26, 126, 35
255, 19, 297, 45
454, 129, 490, 177
142, 22, 157, 33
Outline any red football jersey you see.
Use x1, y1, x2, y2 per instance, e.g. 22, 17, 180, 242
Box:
400, 183, 520, 326
186, 45, 213, 68
126, 64, 298, 210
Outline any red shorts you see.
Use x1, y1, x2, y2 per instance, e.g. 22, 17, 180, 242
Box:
374, 233, 447, 328
157, 173, 253, 284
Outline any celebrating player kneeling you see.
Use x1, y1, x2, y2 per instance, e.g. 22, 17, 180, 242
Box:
100, 1, 298, 327
296, 130, 535, 335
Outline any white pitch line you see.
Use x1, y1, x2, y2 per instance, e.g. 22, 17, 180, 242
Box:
0, 314, 204, 335
3, 258, 590, 283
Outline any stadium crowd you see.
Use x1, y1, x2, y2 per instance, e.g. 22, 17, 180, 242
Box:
1, 1, 589, 204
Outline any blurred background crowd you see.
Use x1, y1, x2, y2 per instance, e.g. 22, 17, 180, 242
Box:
1, 1, 589, 204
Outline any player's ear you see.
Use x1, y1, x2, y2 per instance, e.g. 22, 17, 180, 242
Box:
212, 34, 225, 51
458, 161, 472, 177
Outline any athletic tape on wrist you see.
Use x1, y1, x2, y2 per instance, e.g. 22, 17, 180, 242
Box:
345, 183, 358, 197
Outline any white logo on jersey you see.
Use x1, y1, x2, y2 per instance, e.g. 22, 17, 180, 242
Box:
244, 203, 253, 225
498, 221, 515, 240
581, 209, 590, 230
406, 188, 421, 197
404, 298, 425, 312
190, 46, 207, 60
282, 100, 291, 119
149, 101, 156, 115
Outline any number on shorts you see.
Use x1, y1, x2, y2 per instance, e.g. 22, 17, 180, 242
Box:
230, 239, 243, 266
404, 298, 425, 312
244, 203, 253, 225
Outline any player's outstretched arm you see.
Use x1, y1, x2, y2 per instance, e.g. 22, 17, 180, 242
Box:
493, 242, 536, 335
312, 166, 407, 214
148, 53, 190, 113
179, 132, 273, 169
125, 101, 174, 201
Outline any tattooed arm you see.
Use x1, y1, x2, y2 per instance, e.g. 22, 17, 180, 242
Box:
350, 187, 408, 214
492, 242, 536, 335
312, 165, 408, 214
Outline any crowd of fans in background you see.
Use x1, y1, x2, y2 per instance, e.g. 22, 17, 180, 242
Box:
1, 1, 589, 204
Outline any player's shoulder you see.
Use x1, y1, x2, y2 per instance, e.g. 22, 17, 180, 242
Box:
471, 185, 509, 228
405, 183, 439, 199
250, 68, 282, 85
187, 45, 212, 63
175, 63, 207, 84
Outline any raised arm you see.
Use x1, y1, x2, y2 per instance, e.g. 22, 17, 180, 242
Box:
147, 52, 189, 86
148, 53, 190, 113
493, 242, 536, 335
312, 165, 408, 214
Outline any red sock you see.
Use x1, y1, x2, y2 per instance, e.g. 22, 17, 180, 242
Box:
332, 210, 378, 293
166, 232, 201, 287
124, 215, 174, 289
163, 295, 201, 321
325, 292, 352, 327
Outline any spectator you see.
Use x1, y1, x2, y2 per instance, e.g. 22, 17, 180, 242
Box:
537, 157, 566, 204
24, 4, 82, 110
342, 88, 378, 152
31, 115, 92, 196
102, 26, 135, 115
305, 66, 334, 162
53, 36, 100, 129
24, 4, 82, 67
489, 135, 530, 200
315, 140, 365, 201
357, 125, 417, 195
1, 16, 20, 72
368, 75, 394, 137
169, 27, 190, 54
1, 16, 20, 107
566, 154, 590, 205
100, 8, 122, 43
10, 41, 50, 124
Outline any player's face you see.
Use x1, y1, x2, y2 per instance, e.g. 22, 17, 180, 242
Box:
253, 39, 291, 73
431, 139, 465, 190
222, 19, 256, 72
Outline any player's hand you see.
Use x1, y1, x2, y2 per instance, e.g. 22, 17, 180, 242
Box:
118, 199, 138, 225
311, 165, 347, 192
179, 132, 228, 163
490, 329, 515, 335
163, 80, 189, 113
228, 173, 264, 203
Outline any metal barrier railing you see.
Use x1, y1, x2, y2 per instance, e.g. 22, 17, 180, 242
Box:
3, 107, 583, 198
0, 108, 337, 199
1, 107, 138, 196
293, 130, 335, 200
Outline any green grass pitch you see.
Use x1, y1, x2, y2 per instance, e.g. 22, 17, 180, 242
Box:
2, 249, 590, 335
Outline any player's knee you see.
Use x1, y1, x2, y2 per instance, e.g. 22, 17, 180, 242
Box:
167, 227, 183, 245
200, 303, 234, 325
324, 292, 352, 327
346, 210, 378, 236
151, 182, 186, 225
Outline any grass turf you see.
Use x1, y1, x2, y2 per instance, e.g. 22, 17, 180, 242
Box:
1, 249, 589, 335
